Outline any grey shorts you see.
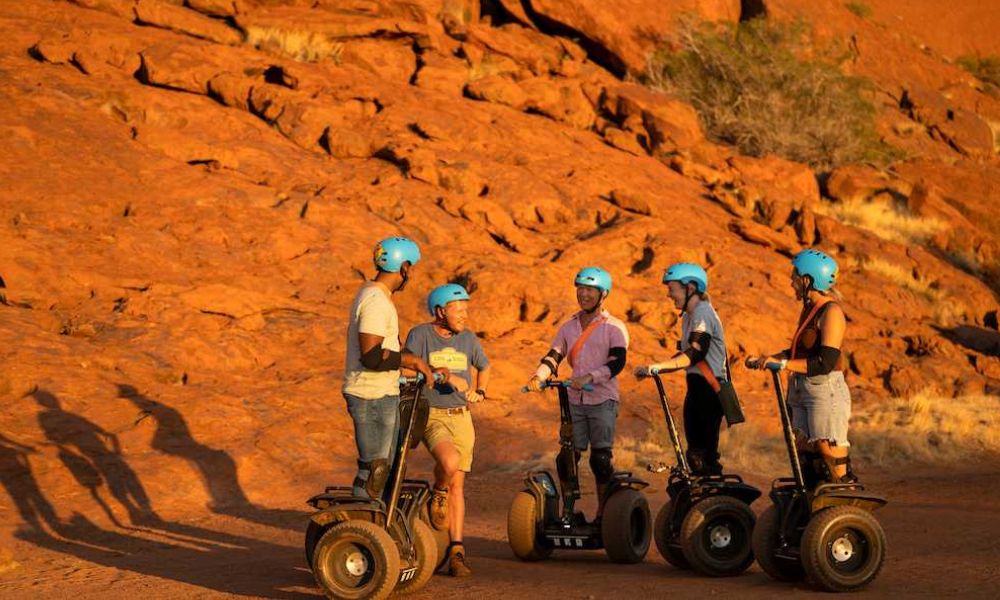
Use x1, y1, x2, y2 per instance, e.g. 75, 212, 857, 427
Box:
788, 371, 851, 447
568, 400, 619, 451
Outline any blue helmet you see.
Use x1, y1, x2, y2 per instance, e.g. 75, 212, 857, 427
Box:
663, 262, 708, 293
427, 284, 470, 316
373, 237, 420, 272
792, 249, 838, 291
574, 266, 612, 293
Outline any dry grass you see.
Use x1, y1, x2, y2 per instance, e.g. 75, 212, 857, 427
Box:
852, 393, 1000, 465
854, 256, 942, 302
814, 197, 943, 244
245, 27, 344, 63
616, 392, 1000, 475
644, 18, 899, 170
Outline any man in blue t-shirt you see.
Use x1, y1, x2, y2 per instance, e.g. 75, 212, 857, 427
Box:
404, 284, 490, 577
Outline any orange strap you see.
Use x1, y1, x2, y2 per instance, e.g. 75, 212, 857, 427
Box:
567, 315, 606, 368
695, 361, 722, 394
789, 300, 831, 360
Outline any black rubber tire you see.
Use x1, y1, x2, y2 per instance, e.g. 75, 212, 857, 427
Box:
601, 488, 652, 564
394, 517, 438, 595
507, 491, 552, 561
421, 500, 451, 572
751, 504, 805, 582
800, 506, 887, 592
679, 495, 755, 577
654, 500, 690, 569
312, 520, 401, 600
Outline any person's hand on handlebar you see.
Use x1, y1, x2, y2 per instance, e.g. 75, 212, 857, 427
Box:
413, 358, 435, 384
745, 356, 786, 371
525, 375, 546, 393
569, 374, 593, 390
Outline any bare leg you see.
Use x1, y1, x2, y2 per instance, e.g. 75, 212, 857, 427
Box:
431, 440, 460, 491
448, 470, 466, 542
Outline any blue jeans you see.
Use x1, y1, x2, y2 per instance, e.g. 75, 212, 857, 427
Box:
345, 393, 400, 497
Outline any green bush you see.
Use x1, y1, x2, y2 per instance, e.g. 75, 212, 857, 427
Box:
644, 18, 898, 170
957, 55, 1000, 88
844, 1, 872, 18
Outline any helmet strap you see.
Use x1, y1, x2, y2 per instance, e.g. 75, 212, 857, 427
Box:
583, 291, 607, 314
433, 309, 458, 336
395, 263, 411, 292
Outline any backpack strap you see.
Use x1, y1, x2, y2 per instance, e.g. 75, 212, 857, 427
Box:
567, 315, 606, 368
695, 360, 722, 394
790, 299, 832, 360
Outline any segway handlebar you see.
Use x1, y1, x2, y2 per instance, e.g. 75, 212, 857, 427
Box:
398, 372, 447, 386
743, 357, 786, 371
521, 379, 595, 393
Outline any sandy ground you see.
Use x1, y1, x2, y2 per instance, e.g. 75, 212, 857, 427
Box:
2, 462, 1000, 599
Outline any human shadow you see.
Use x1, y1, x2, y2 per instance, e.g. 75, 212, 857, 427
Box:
14, 389, 317, 598
114, 383, 306, 531
15, 512, 318, 599
0, 432, 62, 534
31, 388, 158, 526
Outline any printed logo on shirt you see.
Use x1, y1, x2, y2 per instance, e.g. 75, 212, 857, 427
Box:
429, 347, 469, 372
692, 318, 709, 333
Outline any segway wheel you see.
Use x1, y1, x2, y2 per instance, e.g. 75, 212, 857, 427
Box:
679, 495, 755, 577
507, 491, 552, 561
602, 488, 652, 564
751, 504, 805, 582
800, 506, 886, 592
394, 517, 438, 595
305, 519, 328, 569
312, 519, 401, 600
654, 500, 690, 569
421, 500, 451, 572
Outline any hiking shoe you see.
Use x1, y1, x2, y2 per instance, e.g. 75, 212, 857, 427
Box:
447, 545, 472, 577
429, 487, 449, 531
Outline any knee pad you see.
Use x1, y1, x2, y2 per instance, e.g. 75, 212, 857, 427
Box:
354, 459, 390, 498
589, 448, 614, 484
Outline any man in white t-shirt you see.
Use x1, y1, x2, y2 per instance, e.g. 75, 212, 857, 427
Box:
344, 236, 435, 498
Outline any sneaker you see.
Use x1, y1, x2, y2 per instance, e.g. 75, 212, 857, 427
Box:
429, 487, 449, 531
447, 545, 472, 577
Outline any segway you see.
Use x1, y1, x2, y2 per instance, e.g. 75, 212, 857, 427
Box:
750, 363, 887, 592
507, 379, 652, 563
304, 374, 443, 600
643, 371, 760, 576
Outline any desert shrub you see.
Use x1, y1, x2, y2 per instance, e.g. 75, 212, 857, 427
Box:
644, 18, 898, 170
844, 1, 872, 18
957, 54, 1000, 88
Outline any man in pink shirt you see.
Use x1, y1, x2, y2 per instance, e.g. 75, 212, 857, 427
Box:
525, 267, 630, 500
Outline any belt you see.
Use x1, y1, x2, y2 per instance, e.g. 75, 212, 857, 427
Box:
430, 406, 468, 415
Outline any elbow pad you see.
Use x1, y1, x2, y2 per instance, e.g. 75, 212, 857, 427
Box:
605, 347, 626, 378
537, 349, 564, 379
806, 346, 841, 376
361, 346, 402, 372
683, 331, 712, 364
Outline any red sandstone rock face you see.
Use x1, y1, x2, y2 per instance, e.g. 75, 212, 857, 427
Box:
0, 0, 999, 539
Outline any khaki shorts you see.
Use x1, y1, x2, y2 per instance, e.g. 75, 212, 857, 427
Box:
423, 407, 475, 472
